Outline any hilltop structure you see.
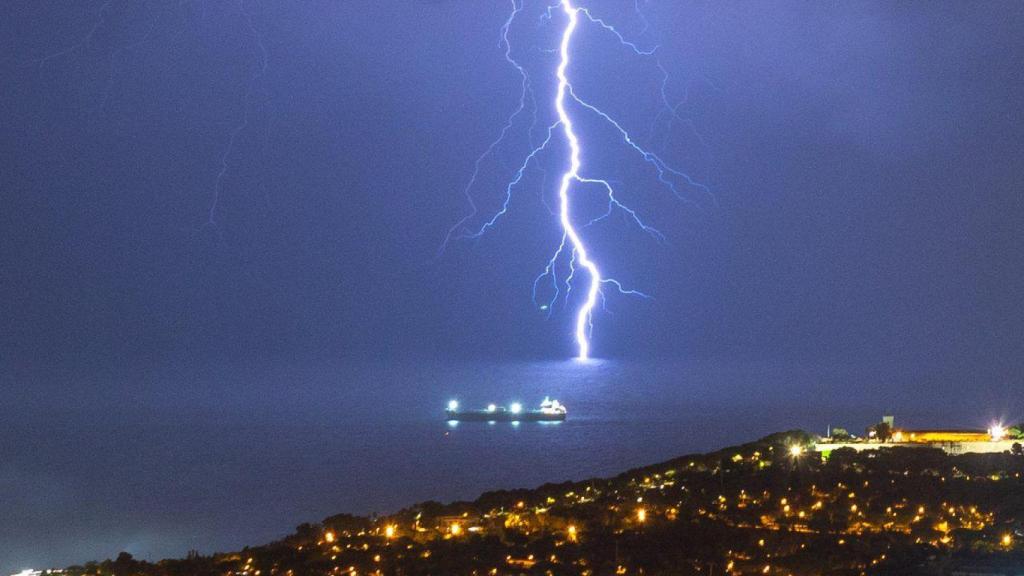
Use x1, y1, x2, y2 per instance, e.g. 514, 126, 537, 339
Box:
816, 416, 1023, 455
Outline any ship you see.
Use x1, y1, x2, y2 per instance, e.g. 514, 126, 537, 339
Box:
445, 397, 567, 422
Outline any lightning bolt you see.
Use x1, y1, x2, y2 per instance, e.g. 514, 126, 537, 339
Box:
553, 0, 601, 360
446, 0, 708, 360
11, 0, 268, 230
207, 0, 269, 227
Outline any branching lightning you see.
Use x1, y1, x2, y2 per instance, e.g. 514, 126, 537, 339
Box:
444, 0, 707, 360
14, 0, 701, 360
12, 0, 270, 230
207, 0, 269, 226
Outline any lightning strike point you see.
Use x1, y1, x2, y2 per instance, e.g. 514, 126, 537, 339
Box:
446, 0, 707, 360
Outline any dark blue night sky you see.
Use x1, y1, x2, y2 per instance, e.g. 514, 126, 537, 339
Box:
2, 0, 1024, 569
3, 0, 1023, 376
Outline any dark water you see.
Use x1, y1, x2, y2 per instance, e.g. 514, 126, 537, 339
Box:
1, 358, 1012, 573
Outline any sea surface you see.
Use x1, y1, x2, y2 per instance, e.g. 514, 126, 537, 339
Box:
1, 358, 1009, 573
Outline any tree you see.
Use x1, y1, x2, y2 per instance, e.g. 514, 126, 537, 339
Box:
831, 428, 852, 441
873, 422, 893, 442
1012, 442, 1023, 456
105, 552, 143, 576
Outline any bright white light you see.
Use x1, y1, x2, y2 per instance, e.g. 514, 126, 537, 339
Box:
449, 1, 690, 359
789, 445, 803, 457
447, 400, 458, 411
989, 423, 1007, 441
487, 404, 497, 412
540, 397, 566, 414
555, 0, 601, 361
510, 402, 523, 414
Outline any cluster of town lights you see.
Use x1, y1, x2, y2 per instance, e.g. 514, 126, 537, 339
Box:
242, 435, 1021, 576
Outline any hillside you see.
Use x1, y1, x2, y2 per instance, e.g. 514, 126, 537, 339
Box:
59, 431, 1024, 575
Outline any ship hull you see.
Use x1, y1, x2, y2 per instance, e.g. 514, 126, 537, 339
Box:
446, 410, 565, 422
